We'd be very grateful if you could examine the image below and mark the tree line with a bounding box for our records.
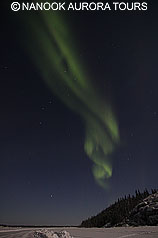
[80,189,157,227]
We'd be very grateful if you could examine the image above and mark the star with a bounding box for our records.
[149,89,153,94]
[1,65,8,70]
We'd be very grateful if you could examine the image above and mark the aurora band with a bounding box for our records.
[25,3,119,188]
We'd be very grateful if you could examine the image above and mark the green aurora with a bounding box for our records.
[25,6,119,188]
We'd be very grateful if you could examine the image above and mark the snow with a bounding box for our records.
[34,229,73,238]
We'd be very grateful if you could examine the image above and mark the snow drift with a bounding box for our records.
[34,229,73,238]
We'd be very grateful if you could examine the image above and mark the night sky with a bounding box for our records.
[1,1,158,226]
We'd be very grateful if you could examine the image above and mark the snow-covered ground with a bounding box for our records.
[0,226,158,238]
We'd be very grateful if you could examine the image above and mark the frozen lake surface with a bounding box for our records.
[0,226,158,238]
